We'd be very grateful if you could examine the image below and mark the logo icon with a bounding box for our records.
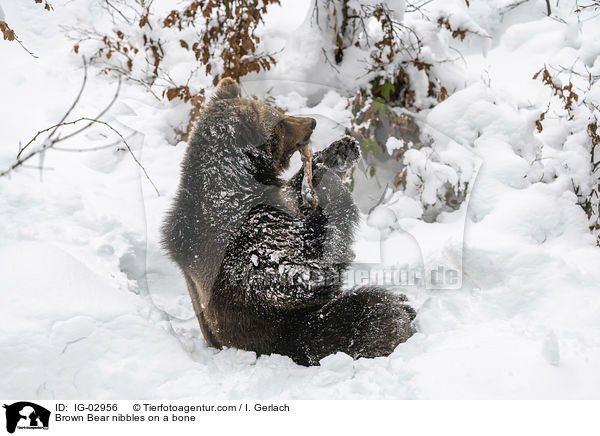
[3,402,50,434]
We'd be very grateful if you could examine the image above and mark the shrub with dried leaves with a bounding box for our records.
[534,64,600,240]
[69,0,280,140]
[312,1,476,216]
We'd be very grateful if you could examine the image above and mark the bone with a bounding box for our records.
[299,144,318,209]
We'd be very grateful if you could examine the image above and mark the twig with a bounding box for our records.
[321,48,341,73]
[104,0,133,24]
[105,65,161,101]
[53,133,136,152]
[53,143,119,152]
[47,57,88,142]
[2,117,160,196]
[405,0,434,19]
[13,34,38,58]
[311,0,319,25]
[21,164,54,170]
[56,77,122,143]
[4,57,158,194]
[498,0,530,18]
[17,69,120,160]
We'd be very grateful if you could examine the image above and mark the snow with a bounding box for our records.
[2,0,600,400]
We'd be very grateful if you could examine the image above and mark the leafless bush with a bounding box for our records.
[0,57,159,195]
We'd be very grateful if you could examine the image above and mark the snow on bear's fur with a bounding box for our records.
[162,78,415,366]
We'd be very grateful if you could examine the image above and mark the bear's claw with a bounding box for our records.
[320,135,361,173]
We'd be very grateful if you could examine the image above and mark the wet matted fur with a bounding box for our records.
[162,78,415,365]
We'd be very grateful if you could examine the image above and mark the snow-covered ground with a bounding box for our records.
[2,0,600,399]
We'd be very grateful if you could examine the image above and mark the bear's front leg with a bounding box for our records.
[289,135,361,203]
[289,164,359,266]
[313,135,361,177]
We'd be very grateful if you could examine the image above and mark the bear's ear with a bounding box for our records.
[214,77,241,99]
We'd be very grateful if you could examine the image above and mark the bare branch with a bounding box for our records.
[1,117,160,196]
[13,34,39,58]
[4,60,159,195]
[46,56,88,142]
[103,0,133,24]
[56,77,122,143]
[321,48,341,73]
[17,67,121,159]
[53,133,136,152]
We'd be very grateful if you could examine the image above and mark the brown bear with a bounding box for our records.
[162,78,415,366]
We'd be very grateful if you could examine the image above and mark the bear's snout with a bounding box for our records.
[283,116,316,148]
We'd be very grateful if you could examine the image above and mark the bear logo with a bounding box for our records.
[162,78,416,365]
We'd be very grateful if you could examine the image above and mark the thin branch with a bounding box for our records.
[56,77,122,143]
[53,143,118,152]
[13,34,38,58]
[104,0,133,23]
[5,59,159,194]
[405,0,434,20]
[14,123,68,162]
[53,133,136,152]
[2,117,160,196]
[321,47,341,73]
[20,164,54,170]
[47,56,88,142]
[106,65,161,101]
[16,72,121,160]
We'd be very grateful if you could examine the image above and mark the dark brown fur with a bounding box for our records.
[162,78,415,365]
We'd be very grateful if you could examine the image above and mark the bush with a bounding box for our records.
[70,0,280,139]
[534,65,600,240]
[311,0,479,218]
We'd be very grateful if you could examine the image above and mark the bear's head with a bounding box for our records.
[212,78,316,174]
